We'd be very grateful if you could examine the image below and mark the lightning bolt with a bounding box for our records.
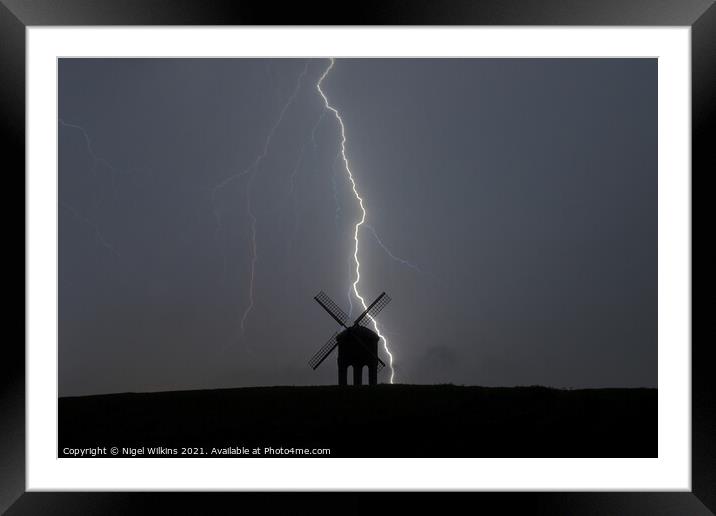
[363,224,422,274]
[58,119,120,257]
[310,108,326,149]
[58,119,118,210]
[212,61,309,342]
[285,144,306,263]
[286,105,326,258]
[59,201,119,257]
[317,58,395,384]
[330,151,343,228]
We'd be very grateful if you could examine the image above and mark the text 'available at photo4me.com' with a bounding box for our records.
[60,445,332,457]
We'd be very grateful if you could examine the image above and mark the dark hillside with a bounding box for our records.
[59,385,656,457]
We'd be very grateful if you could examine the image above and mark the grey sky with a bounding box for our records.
[59,58,656,396]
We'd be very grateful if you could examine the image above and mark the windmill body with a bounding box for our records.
[337,326,380,386]
[309,291,391,386]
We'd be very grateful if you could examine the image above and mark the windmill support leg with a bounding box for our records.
[368,365,377,386]
[338,363,347,386]
[353,365,363,386]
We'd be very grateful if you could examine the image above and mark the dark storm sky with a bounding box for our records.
[58,58,656,396]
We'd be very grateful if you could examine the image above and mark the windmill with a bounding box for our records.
[309,291,391,385]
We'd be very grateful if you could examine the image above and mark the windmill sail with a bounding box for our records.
[314,291,350,328]
[308,331,340,370]
[355,293,392,327]
[310,289,391,384]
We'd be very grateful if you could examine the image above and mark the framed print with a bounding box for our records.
[5,0,709,513]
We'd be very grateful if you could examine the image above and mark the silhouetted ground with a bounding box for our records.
[59,385,656,457]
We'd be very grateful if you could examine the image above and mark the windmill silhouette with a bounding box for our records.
[309,291,391,385]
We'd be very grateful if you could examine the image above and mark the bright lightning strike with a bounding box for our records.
[317,58,396,384]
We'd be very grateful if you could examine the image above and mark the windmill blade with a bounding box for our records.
[314,291,350,328]
[355,292,391,327]
[347,331,386,369]
[308,332,340,370]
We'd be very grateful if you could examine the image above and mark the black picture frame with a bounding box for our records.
[4,0,708,513]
